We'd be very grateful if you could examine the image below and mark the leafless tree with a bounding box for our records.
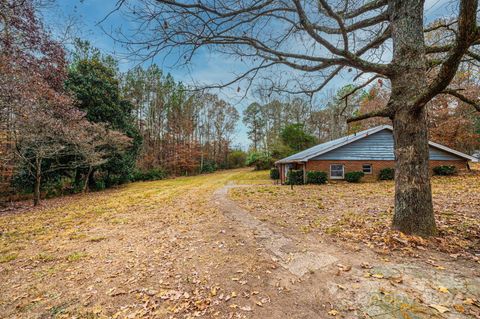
[117,0,479,236]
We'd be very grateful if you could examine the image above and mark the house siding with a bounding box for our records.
[306,159,468,181]
[311,130,464,161]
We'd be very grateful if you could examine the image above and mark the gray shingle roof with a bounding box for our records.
[275,125,478,164]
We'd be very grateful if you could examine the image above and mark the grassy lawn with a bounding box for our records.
[1,167,479,318]
[0,169,275,318]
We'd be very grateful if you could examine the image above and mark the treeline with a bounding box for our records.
[243,86,364,169]
[0,1,243,205]
[122,65,241,174]
[244,81,480,169]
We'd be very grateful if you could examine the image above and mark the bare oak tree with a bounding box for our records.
[118,0,480,236]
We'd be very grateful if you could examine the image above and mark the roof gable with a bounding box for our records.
[275,125,478,164]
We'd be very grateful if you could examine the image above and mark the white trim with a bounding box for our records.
[428,141,479,162]
[330,164,344,179]
[362,163,373,174]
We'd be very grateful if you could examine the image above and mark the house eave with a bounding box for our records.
[427,141,479,162]
[274,159,307,165]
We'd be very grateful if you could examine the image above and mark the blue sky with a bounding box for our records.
[42,0,453,149]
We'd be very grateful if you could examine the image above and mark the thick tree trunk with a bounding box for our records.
[388,0,437,236]
[392,107,436,236]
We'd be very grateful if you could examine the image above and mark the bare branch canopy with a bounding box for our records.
[117,0,479,120]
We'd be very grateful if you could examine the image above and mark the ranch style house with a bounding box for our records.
[275,125,478,183]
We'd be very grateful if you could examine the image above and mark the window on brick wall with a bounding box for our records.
[362,164,372,174]
[330,164,344,179]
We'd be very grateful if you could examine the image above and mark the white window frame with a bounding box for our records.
[330,164,344,179]
[362,163,373,174]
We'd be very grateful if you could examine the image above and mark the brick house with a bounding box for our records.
[275,125,478,183]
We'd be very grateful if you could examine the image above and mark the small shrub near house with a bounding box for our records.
[306,171,327,184]
[379,168,395,180]
[286,169,304,185]
[433,165,457,176]
[270,167,280,180]
[345,171,364,183]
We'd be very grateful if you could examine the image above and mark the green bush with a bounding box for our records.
[306,171,327,184]
[12,167,76,196]
[200,161,217,173]
[132,168,167,181]
[379,168,395,180]
[246,152,274,170]
[43,177,71,198]
[433,165,457,176]
[94,179,106,191]
[227,150,247,169]
[345,171,364,183]
[270,168,280,180]
[286,169,304,185]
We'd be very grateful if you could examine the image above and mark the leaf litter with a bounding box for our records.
[0,167,479,318]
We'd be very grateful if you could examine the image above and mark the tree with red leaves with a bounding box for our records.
[0,0,131,205]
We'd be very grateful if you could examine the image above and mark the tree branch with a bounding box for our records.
[467,49,480,61]
[415,0,479,109]
[313,12,389,35]
[442,89,480,111]
[346,107,392,123]
[341,0,388,19]
[292,0,390,75]
[340,75,383,102]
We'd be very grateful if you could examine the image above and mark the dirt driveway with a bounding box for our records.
[1,169,479,318]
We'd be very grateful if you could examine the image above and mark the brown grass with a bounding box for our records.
[230,167,480,259]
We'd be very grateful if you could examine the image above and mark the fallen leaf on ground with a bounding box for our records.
[361,262,373,269]
[240,305,252,311]
[210,287,217,297]
[328,309,339,316]
[438,286,449,293]
[463,298,475,305]
[337,264,352,272]
[453,304,465,313]
[429,304,449,314]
